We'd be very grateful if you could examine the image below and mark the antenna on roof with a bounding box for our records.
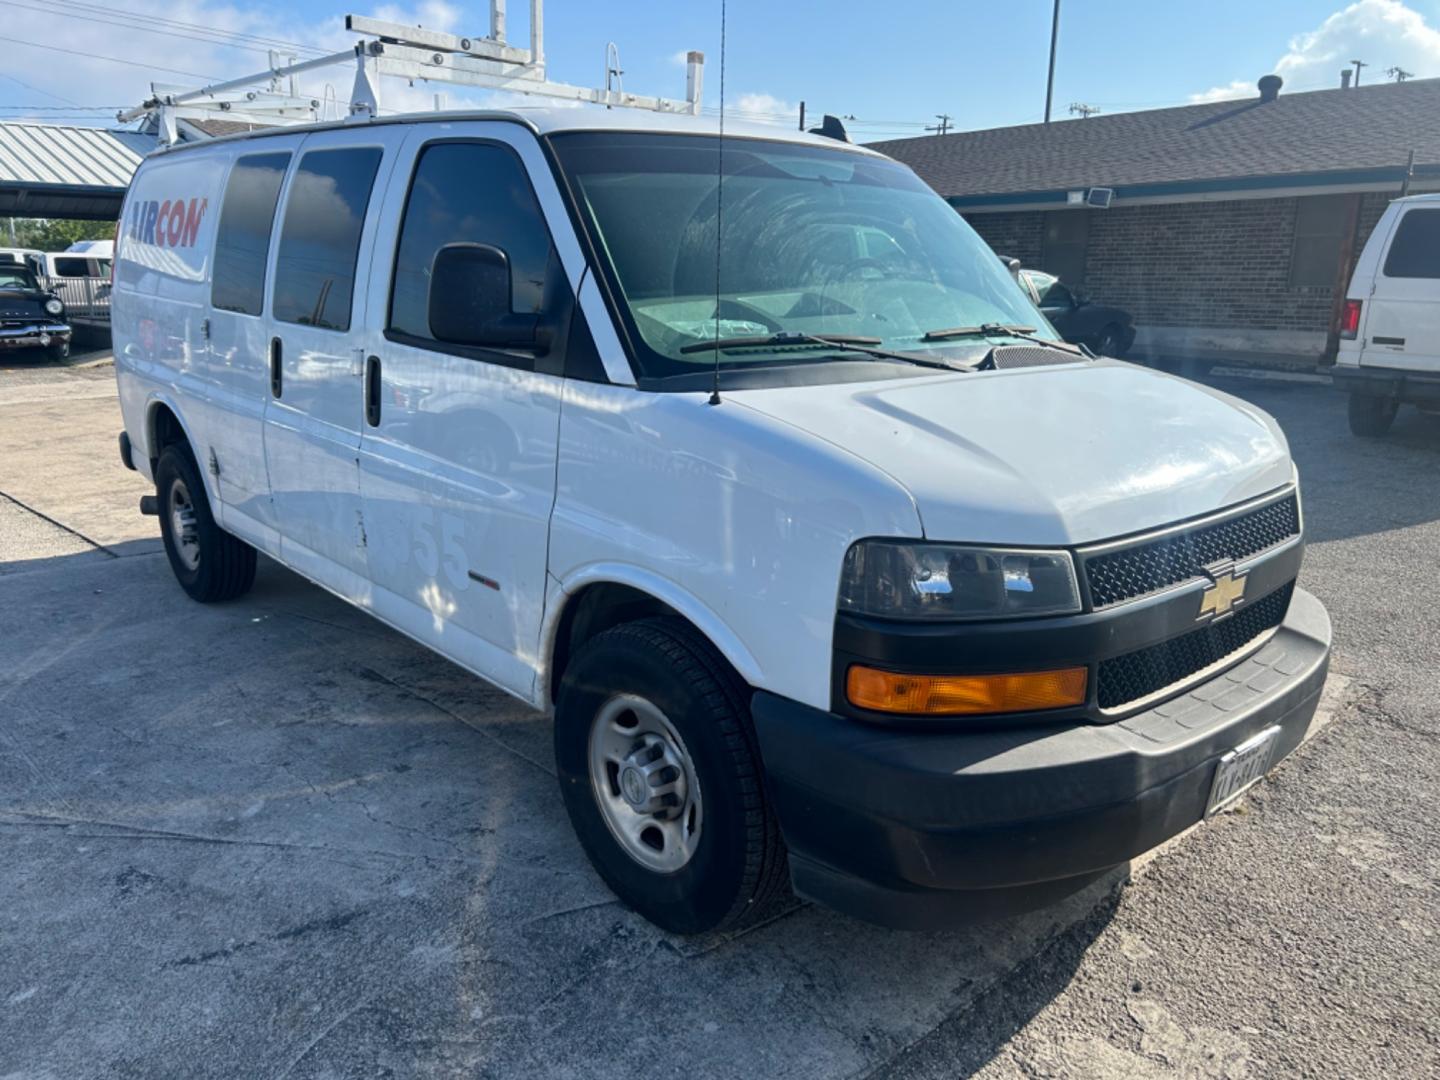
[1386,66,1413,83]
[708,0,728,407]
[925,113,952,136]
[1069,102,1100,119]
[1351,59,1368,87]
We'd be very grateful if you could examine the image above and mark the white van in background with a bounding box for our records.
[112,109,1331,934]
[1333,193,1440,435]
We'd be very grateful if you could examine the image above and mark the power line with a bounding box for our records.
[7,0,328,59]
[36,0,329,56]
[7,37,222,81]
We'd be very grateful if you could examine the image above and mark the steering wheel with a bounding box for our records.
[713,296,784,333]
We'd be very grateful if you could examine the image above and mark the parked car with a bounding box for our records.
[0,246,43,268]
[1010,265,1136,358]
[112,109,1330,934]
[32,251,112,280]
[0,262,71,360]
[1332,192,1440,436]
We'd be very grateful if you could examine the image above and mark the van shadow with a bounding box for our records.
[1202,372,1440,545]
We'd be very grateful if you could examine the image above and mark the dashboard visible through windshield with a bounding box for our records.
[550,131,1056,382]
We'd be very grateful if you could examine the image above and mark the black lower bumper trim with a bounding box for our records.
[1332,364,1440,406]
[754,588,1332,929]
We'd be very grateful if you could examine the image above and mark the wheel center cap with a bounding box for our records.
[620,766,648,808]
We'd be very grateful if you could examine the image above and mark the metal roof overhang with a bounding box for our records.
[0,181,128,220]
[949,162,1440,213]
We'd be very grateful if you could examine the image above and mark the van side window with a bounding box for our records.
[388,142,555,352]
[273,147,383,331]
[1383,209,1440,279]
[54,257,89,277]
[212,152,291,316]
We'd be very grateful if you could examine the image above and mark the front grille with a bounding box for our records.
[1096,581,1295,710]
[1083,494,1299,609]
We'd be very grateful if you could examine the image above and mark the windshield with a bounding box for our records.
[0,267,38,290]
[551,132,1055,381]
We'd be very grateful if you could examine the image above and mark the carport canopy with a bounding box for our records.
[0,122,159,221]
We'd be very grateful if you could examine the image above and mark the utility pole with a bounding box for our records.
[1069,102,1100,119]
[1386,66,1413,83]
[1351,59,1368,86]
[798,100,805,131]
[926,113,952,136]
[1044,0,1061,124]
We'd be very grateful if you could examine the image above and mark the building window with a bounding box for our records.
[1288,195,1347,288]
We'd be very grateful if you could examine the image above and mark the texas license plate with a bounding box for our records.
[1206,725,1281,815]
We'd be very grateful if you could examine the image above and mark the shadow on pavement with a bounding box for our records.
[0,549,1123,1079]
[1204,372,1440,545]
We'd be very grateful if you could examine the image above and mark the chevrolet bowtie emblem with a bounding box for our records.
[1198,564,1248,621]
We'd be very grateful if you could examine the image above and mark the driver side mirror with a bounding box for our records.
[428,243,542,351]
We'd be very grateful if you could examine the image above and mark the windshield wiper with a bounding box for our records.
[679,332,882,354]
[679,330,960,372]
[920,323,1040,342]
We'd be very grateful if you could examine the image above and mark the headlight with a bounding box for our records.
[44,297,63,316]
[839,540,1081,620]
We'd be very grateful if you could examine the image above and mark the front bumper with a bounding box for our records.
[1332,364,1440,407]
[0,323,71,349]
[752,587,1331,929]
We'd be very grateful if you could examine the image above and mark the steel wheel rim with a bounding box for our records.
[588,693,703,874]
[168,477,201,571]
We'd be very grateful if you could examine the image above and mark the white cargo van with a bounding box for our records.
[113,110,1331,932]
[1334,193,1440,435]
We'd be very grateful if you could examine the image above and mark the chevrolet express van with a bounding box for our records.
[113,109,1331,932]
[1333,193,1440,436]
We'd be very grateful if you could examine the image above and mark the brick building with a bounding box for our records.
[874,76,1440,368]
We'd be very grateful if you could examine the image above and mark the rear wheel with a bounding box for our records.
[1347,392,1398,437]
[155,445,256,602]
[554,617,788,934]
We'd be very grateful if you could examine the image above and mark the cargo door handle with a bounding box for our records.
[364,355,382,427]
[1372,336,1406,347]
[269,338,283,397]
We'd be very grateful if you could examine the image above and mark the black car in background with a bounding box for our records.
[1011,265,1136,358]
[0,264,71,361]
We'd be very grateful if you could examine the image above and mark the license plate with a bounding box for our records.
[1206,725,1281,815]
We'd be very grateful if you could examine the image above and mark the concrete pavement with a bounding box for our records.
[2,359,1435,1078]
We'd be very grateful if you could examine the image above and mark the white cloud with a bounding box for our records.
[1191,0,1440,102]
[730,92,799,125]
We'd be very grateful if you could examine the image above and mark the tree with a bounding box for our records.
[1,218,114,251]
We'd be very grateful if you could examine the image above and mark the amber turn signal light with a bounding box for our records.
[846,665,1088,716]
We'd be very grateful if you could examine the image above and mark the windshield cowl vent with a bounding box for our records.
[984,345,1087,371]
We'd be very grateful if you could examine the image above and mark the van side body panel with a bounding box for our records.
[113,149,228,500]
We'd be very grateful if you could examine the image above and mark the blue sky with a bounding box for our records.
[6,0,1440,136]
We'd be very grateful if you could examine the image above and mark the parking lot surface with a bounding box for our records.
[2,356,1437,1078]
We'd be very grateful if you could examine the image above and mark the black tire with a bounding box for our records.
[45,340,70,362]
[1094,324,1126,358]
[1347,392,1398,437]
[154,445,256,602]
[554,617,788,934]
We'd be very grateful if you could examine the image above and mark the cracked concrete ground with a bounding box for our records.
[1,358,1436,1078]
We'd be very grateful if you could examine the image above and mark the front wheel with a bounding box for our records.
[45,339,70,362]
[554,617,788,934]
[1347,392,1398,437]
[155,445,257,602]
[1094,324,1127,358]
